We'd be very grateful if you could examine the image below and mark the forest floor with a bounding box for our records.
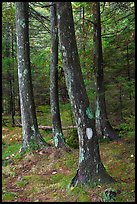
[2,106,135,202]
[2,104,135,202]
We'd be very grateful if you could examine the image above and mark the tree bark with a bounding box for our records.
[5,19,15,125]
[16,2,48,151]
[57,2,114,186]
[50,2,66,148]
[92,2,120,141]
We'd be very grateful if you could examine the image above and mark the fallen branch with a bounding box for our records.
[15,124,77,130]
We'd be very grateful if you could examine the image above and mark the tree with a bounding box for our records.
[50,2,66,148]
[92,2,120,140]
[5,21,15,125]
[56,2,114,186]
[2,3,15,125]
[16,2,47,152]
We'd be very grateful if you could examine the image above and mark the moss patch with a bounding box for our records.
[2,114,135,202]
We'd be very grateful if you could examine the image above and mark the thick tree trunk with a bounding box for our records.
[92,2,120,141]
[57,2,114,186]
[16,2,47,151]
[50,2,66,148]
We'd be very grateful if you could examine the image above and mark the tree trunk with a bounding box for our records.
[16,2,48,152]
[50,2,66,148]
[126,40,132,101]
[92,2,120,141]
[11,25,15,126]
[57,2,114,186]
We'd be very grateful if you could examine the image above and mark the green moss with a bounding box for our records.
[2,192,16,201]
[2,142,21,160]
[68,185,91,202]
[50,173,64,183]
[15,179,28,187]
[77,194,91,202]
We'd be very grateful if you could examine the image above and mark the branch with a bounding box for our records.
[29,6,50,33]
[100,2,106,15]
[116,12,134,23]
[101,25,128,38]
[15,124,77,130]
[84,18,97,27]
[41,3,55,8]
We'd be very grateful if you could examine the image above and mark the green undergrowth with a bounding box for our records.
[2,125,135,202]
[2,108,135,202]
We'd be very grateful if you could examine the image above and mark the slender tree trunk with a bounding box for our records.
[5,22,11,115]
[119,85,123,121]
[16,2,48,152]
[92,2,120,141]
[11,25,15,126]
[50,2,66,148]
[57,2,114,186]
[126,40,132,101]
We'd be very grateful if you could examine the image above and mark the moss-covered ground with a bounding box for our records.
[2,104,135,202]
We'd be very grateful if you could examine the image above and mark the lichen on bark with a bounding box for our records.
[53,128,65,148]
[86,106,94,120]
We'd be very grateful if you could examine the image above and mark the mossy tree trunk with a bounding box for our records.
[57,2,114,186]
[50,2,66,148]
[92,2,120,141]
[16,2,47,152]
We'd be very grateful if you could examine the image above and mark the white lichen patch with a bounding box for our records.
[18,70,22,79]
[96,164,99,174]
[57,14,60,20]
[20,19,26,28]
[86,128,93,139]
[79,147,85,163]
[77,117,81,126]
[63,52,67,57]
[95,100,100,118]
[24,69,28,75]
[54,133,59,147]
[61,45,65,51]
[79,109,82,114]
[31,125,36,136]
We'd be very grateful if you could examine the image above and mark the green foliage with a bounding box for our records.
[2,125,135,202]
[2,191,16,201]
[65,129,79,149]
[15,178,28,188]
[68,185,91,202]
[2,142,21,160]
[118,115,135,138]
[101,188,117,202]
